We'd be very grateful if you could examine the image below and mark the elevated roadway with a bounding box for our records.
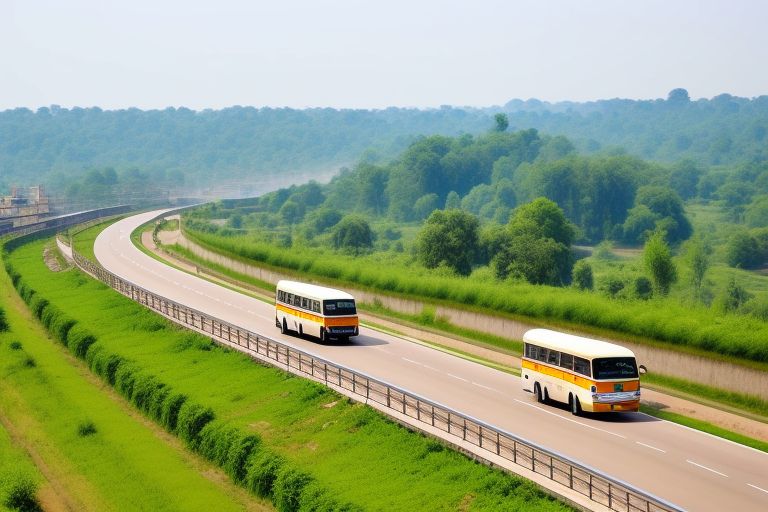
[94,209,768,511]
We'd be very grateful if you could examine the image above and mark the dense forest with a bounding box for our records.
[2,89,767,201]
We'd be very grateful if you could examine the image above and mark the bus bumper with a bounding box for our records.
[590,400,640,413]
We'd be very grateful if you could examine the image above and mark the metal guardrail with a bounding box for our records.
[0,206,132,237]
[70,245,682,512]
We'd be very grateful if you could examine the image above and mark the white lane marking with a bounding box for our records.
[447,373,469,382]
[748,483,768,495]
[650,413,768,458]
[514,399,627,439]
[635,441,666,453]
[422,364,440,372]
[471,381,501,393]
[402,357,421,365]
[686,460,728,477]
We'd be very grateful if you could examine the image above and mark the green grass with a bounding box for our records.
[642,373,768,419]
[0,418,41,512]
[640,406,768,453]
[0,246,266,511]
[4,235,572,512]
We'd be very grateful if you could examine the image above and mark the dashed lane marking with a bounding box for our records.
[635,441,666,453]
[686,460,728,478]
[514,399,627,439]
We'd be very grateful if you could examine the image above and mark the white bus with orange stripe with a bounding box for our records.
[275,280,359,343]
[521,329,641,415]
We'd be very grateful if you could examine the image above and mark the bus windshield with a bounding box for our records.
[323,300,357,316]
[592,357,639,380]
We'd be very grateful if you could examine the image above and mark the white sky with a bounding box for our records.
[1,0,766,110]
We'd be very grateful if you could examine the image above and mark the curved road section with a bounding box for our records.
[95,209,768,511]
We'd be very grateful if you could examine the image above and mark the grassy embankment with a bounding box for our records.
[0,239,271,511]
[3,230,572,512]
[183,225,768,367]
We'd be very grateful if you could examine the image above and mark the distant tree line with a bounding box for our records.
[2,89,767,195]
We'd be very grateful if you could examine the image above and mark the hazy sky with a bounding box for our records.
[2,0,766,110]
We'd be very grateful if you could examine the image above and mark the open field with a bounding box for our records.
[2,232,572,512]
[0,241,271,512]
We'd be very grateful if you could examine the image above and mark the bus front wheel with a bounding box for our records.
[570,394,582,416]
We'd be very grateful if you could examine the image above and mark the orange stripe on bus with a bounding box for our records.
[522,359,640,391]
[276,304,359,328]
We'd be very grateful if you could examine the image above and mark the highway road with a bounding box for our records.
[94,209,768,511]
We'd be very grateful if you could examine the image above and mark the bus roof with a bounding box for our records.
[276,280,355,301]
[523,329,635,360]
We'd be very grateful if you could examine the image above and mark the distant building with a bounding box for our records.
[0,186,51,229]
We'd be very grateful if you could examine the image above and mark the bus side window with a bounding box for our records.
[547,349,560,366]
[287,293,293,305]
[537,348,549,363]
[574,357,591,377]
[294,295,302,307]
[560,353,574,370]
[301,297,309,310]
[277,290,283,302]
[312,300,320,313]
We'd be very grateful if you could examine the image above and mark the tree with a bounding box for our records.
[572,260,594,290]
[726,231,763,269]
[494,113,509,132]
[413,193,440,220]
[416,209,480,276]
[620,205,657,244]
[643,230,677,296]
[492,198,575,285]
[331,215,373,254]
[715,277,752,313]
[444,191,461,210]
[634,185,692,243]
[684,235,709,301]
[508,197,575,246]
[667,88,690,104]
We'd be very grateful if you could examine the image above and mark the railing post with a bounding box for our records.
[387,387,391,408]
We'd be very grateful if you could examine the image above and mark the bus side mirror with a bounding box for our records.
[639,365,647,375]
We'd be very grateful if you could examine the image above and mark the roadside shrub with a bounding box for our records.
[49,313,76,343]
[131,374,164,412]
[273,467,313,512]
[114,363,140,400]
[28,295,48,319]
[159,393,188,432]
[176,403,215,446]
[197,423,239,467]
[83,343,104,369]
[9,341,22,350]
[0,470,39,512]
[224,433,262,483]
[244,450,285,499]
[146,385,172,422]
[0,308,7,332]
[23,356,36,368]
[571,260,594,291]
[77,421,97,437]
[66,324,97,358]
[633,277,653,300]
[298,482,363,512]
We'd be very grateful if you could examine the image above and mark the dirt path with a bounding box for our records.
[145,228,768,444]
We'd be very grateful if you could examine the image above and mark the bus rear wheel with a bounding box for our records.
[570,394,582,416]
[281,319,289,335]
[534,383,544,404]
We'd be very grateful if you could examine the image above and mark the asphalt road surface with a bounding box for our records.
[94,209,768,511]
